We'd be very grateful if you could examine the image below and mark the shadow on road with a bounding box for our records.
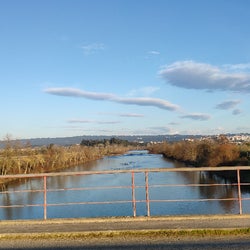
[2,241,250,250]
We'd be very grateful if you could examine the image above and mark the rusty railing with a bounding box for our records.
[0,166,250,220]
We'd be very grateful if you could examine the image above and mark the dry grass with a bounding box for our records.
[1,228,250,240]
[0,142,139,184]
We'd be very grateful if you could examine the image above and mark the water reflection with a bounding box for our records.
[0,150,249,219]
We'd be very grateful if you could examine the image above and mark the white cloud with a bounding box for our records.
[180,113,211,121]
[119,113,144,117]
[215,100,241,110]
[97,121,121,124]
[97,112,144,117]
[81,43,104,55]
[68,119,93,123]
[159,61,250,93]
[115,96,179,111]
[44,87,180,111]
[45,88,115,100]
[148,50,160,55]
[67,119,120,124]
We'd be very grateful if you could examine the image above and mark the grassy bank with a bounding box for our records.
[0,137,142,185]
[147,139,250,167]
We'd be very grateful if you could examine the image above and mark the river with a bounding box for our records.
[0,150,250,220]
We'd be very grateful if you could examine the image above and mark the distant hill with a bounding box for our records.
[0,133,249,148]
[0,134,194,148]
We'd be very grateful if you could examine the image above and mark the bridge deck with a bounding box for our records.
[0,215,250,237]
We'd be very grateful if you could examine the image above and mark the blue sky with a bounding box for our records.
[1,0,250,139]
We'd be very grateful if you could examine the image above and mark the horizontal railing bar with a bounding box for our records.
[0,189,44,194]
[0,204,43,208]
[47,200,132,207]
[2,196,250,209]
[48,185,132,192]
[123,197,243,203]
[1,182,249,195]
[150,198,250,202]
[1,166,249,179]
[149,183,250,188]
[2,197,250,209]
[5,183,248,195]
[150,198,238,202]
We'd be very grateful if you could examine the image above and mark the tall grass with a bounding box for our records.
[0,141,138,182]
[148,140,249,167]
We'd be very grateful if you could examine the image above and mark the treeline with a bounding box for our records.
[148,140,250,167]
[0,136,138,181]
[80,137,141,147]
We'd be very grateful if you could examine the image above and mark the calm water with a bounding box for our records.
[0,150,250,220]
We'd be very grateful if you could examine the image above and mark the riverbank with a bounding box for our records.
[147,140,250,167]
[0,142,143,186]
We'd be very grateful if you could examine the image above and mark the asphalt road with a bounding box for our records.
[1,214,250,234]
[1,236,250,250]
[1,215,250,249]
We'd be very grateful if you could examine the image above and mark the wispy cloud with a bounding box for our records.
[215,100,241,110]
[45,88,115,100]
[159,61,250,93]
[168,122,179,126]
[98,112,144,117]
[67,119,120,124]
[232,109,242,115]
[81,43,104,55]
[68,119,93,123]
[119,113,144,117]
[44,87,180,111]
[180,113,211,121]
[148,50,160,55]
[115,96,179,111]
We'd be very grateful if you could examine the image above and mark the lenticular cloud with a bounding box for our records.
[44,88,115,100]
[159,61,250,93]
[44,87,180,111]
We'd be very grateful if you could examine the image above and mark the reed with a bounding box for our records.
[0,141,138,180]
[148,140,249,167]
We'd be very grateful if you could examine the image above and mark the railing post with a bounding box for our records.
[237,168,243,215]
[145,171,150,216]
[43,176,47,220]
[131,172,136,217]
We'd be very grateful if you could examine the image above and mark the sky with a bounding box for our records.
[1,0,250,139]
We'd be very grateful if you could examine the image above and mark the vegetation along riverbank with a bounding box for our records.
[147,135,250,167]
[0,136,143,185]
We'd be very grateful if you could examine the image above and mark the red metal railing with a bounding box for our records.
[0,166,250,220]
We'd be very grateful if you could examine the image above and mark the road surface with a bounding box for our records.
[1,214,250,234]
[1,235,250,249]
[0,215,250,249]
